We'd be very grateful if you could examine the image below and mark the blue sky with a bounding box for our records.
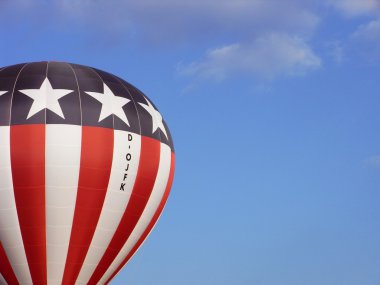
[1,1,380,284]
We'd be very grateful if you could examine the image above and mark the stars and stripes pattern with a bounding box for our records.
[0,62,175,285]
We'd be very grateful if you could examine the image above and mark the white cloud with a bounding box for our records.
[329,0,380,17]
[55,0,320,43]
[53,0,323,79]
[349,18,380,60]
[327,1,380,62]
[1,0,325,79]
[352,18,380,41]
[181,33,321,80]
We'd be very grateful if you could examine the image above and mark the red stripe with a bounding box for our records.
[62,126,114,284]
[105,152,175,284]
[0,241,19,285]
[10,124,46,285]
[88,136,161,284]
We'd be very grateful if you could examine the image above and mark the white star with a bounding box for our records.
[19,78,73,119]
[0,91,7,96]
[85,83,131,126]
[139,97,168,139]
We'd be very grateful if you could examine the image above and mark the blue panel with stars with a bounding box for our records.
[120,80,174,150]
[90,67,140,134]
[0,63,26,126]
[11,62,47,125]
[0,61,174,151]
[46,62,81,125]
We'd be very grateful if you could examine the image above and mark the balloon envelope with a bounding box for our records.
[0,62,175,285]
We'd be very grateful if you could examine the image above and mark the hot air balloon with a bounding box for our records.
[0,62,175,285]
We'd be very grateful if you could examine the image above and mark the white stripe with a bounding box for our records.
[99,143,172,284]
[0,126,33,284]
[45,125,81,285]
[0,273,7,285]
[76,130,141,284]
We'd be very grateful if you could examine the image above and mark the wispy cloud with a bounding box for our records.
[349,18,380,61]
[54,1,320,44]
[352,19,380,41]
[365,155,380,168]
[327,0,380,63]
[180,33,321,80]
[328,0,380,17]
[53,1,322,79]
[5,0,379,80]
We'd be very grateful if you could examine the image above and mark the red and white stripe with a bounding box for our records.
[86,135,161,284]
[99,144,174,284]
[0,273,6,285]
[0,240,19,285]
[105,152,175,284]
[0,126,33,285]
[76,131,141,284]
[10,124,47,284]
[1,126,174,285]
[45,125,82,284]
[61,126,114,284]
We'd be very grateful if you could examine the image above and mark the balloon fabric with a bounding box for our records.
[0,62,175,285]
